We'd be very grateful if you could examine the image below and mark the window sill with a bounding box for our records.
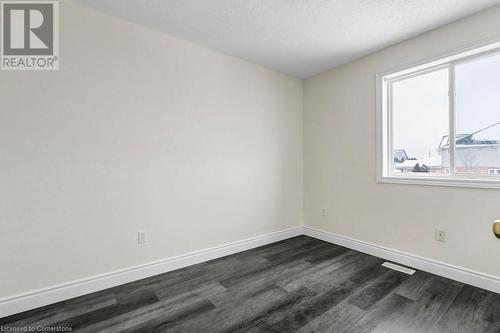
[377,175,500,190]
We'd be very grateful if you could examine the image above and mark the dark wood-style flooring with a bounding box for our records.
[2,236,500,332]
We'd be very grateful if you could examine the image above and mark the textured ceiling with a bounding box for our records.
[76,0,500,78]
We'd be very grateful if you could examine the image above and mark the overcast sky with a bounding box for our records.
[393,53,500,159]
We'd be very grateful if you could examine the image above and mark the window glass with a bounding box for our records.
[455,53,500,175]
[392,69,450,175]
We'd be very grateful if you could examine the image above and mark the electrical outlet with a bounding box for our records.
[321,208,327,217]
[138,231,148,244]
[435,229,446,242]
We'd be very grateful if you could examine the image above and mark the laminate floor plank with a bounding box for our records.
[219,287,316,333]
[230,237,319,262]
[167,286,292,333]
[305,255,384,294]
[393,270,434,301]
[357,276,464,333]
[250,279,363,332]
[351,293,415,333]
[209,261,312,308]
[277,250,366,292]
[429,285,492,333]
[55,289,158,331]
[348,270,409,311]
[0,289,115,326]
[2,236,498,333]
[295,302,365,333]
[480,292,500,332]
[262,241,333,265]
[4,293,117,328]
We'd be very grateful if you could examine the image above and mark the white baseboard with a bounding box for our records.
[303,226,500,295]
[0,226,303,318]
[3,225,500,318]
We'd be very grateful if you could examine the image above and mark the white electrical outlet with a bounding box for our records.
[321,208,327,217]
[138,231,148,244]
[435,229,446,242]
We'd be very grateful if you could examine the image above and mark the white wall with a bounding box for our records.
[304,6,500,278]
[0,1,303,298]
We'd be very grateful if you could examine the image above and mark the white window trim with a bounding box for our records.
[376,37,500,190]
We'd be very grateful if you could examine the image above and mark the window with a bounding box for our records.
[378,40,500,188]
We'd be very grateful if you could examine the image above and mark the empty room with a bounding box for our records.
[2,0,500,332]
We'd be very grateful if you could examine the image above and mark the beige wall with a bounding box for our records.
[304,6,500,278]
[0,1,303,297]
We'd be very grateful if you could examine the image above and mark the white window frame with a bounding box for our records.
[377,38,500,189]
